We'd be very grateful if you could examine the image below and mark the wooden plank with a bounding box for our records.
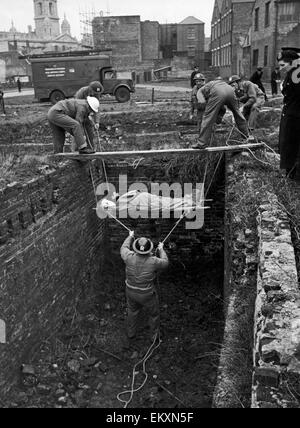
[55,143,266,161]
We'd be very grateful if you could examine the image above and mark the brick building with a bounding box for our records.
[211,0,255,77]
[159,17,205,69]
[251,0,300,80]
[159,24,178,59]
[92,15,160,70]
[176,17,205,69]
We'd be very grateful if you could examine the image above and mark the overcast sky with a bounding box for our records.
[1,0,215,38]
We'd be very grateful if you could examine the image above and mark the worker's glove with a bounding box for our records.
[197,102,206,110]
[129,231,135,238]
[94,123,100,131]
[189,112,194,120]
[158,242,164,250]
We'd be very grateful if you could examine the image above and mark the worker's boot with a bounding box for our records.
[192,141,209,150]
[79,147,95,155]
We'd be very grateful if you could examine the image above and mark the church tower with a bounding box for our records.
[61,14,71,35]
[34,0,60,39]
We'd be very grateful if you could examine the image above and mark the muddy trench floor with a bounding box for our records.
[5,262,224,408]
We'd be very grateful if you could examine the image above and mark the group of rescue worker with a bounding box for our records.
[45,47,300,346]
[189,71,267,149]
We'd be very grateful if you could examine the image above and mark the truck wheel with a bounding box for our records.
[115,87,130,103]
[50,90,65,104]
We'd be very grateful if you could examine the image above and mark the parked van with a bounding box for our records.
[28,50,135,104]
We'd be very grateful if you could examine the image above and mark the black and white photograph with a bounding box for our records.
[0,0,300,413]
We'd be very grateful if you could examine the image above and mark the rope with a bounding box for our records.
[205,153,224,198]
[106,210,132,233]
[95,129,110,193]
[89,164,98,207]
[117,332,162,408]
[162,213,187,245]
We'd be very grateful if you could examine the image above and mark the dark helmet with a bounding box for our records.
[133,237,154,255]
[89,81,104,94]
[277,49,300,62]
[228,75,241,85]
[194,73,205,81]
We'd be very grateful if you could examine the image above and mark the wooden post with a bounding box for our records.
[151,88,155,105]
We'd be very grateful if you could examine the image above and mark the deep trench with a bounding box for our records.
[5,119,230,409]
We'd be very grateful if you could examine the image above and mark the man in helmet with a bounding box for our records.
[120,231,169,344]
[190,65,200,88]
[75,81,104,131]
[228,75,265,130]
[192,77,250,149]
[47,96,99,154]
[190,73,206,135]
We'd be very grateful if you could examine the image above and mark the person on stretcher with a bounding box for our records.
[96,189,206,218]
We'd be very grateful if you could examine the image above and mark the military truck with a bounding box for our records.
[28,50,135,104]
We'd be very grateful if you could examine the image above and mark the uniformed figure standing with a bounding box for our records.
[277,49,300,181]
[47,96,99,154]
[250,67,267,101]
[121,231,169,343]
[229,75,265,130]
[271,67,281,97]
[0,86,6,115]
[190,73,206,136]
[192,78,251,149]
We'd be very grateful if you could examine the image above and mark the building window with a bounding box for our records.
[187,27,196,40]
[253,49,259,66]
[264,45,269,66]
[38,2,43,15]
[279,2,296,22]
[187,46,196,57]
[265,2,270,27]
[49,2,53,15]
[254,8,259,31]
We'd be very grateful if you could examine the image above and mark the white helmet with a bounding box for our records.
[87,96,100,113]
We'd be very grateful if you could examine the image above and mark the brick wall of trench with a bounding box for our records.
[253,198,300,408]
[213,150,300,408]
[0,161,106,397]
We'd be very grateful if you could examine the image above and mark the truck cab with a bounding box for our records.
[101,67,134,103]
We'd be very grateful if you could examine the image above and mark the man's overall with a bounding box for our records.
[198,80,249,146]
[121,235,169,339]
[47,99,95,153]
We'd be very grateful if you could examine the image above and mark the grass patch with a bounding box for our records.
[0,153,58,190]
